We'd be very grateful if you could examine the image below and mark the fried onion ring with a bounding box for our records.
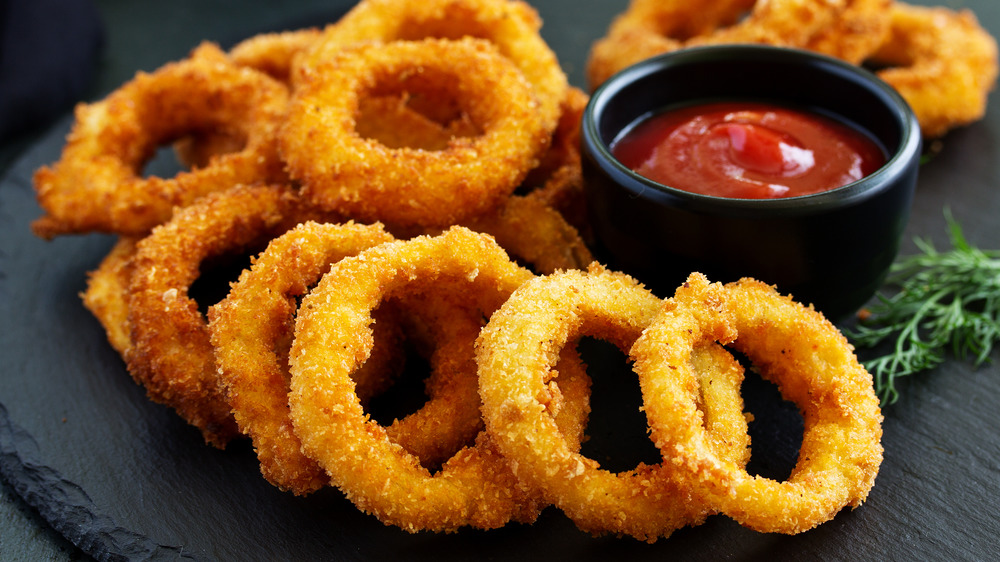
[280,38,549,228]
[32,42,290,238]
[631,273,883,534]
[867,2,999,138]
[476,264,750,541]
[126,184,335,447]
[298,0,568,132]
[288,227,592,531]
[207,221,397,493]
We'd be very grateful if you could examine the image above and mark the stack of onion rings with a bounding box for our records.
[78,220,881,537]
[35,0,585,244]
[41,0,891,542]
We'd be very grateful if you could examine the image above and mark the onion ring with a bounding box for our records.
[298,0,568,132]
[31,42,290,238]
[280,38,549,228]
[476,264,750,541]
[207,221,397,493]
[288,227,592,531]
[631,273,883,534]
[126,184,336,447]
[867,2,999,138]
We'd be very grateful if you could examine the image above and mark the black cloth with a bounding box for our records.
[0,0,104,141]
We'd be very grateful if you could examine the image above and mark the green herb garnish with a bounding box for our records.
[849,211,1000,406]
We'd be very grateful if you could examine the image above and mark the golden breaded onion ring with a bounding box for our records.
[281,38,550,228]
[213,225,493,484]
[298,0,568,132]
[288,227,592,532]
[867,2,999,138]
[476,265,750,542]
[31,43,289,238]
[125,185,337,447]
[631,273,883,534]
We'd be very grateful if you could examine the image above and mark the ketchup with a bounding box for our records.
[611,101,886,199]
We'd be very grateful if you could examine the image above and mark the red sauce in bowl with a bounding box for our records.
[610,101,886,199]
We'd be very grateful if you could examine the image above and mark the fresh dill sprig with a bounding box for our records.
[848,211,1000,406]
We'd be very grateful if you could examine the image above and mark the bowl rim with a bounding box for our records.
[582,44,922,214]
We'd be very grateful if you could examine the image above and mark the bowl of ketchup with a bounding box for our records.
[581,45,922,320]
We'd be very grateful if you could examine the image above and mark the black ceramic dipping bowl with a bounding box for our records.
[581,45,922,321]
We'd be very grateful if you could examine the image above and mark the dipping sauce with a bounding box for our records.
[611,101,886,199]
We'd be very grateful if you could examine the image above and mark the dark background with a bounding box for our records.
[2,0,999,560]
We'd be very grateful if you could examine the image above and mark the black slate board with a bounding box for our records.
[2,0,1000,560]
